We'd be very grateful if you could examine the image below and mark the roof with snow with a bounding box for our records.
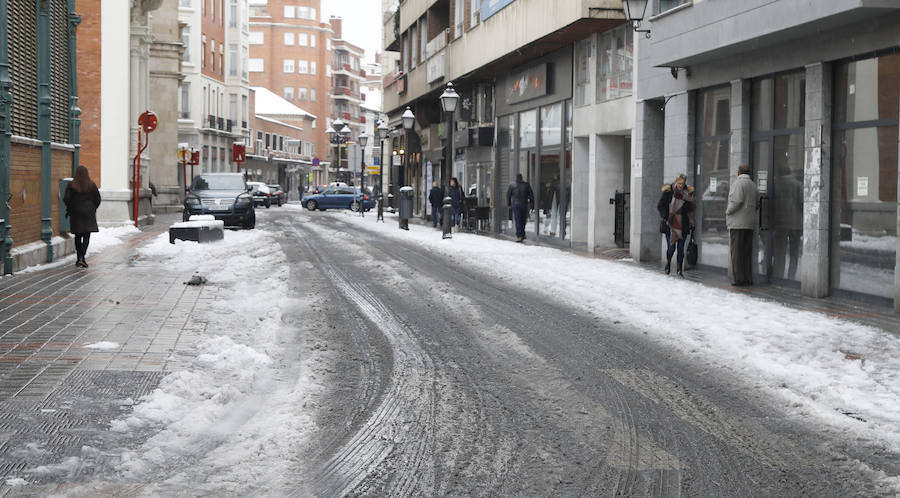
[252,87,316,120]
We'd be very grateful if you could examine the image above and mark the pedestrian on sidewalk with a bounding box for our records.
[507,173,535,242]
[428,181,444,228]
[448,177,465,229]
[657,173,695,276]
[726,163,759,286]
[63,165,101,268]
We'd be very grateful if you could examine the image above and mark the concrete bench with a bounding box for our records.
[169,217,225,244]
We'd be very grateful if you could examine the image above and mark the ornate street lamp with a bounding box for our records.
[399,107,415,230]
[623,0,651,37]
[439,83,459,239]
[358,133,368,217]
[375,119,390,221]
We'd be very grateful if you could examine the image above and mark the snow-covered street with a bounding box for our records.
[1,207,899,496]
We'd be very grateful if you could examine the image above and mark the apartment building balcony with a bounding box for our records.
[332,86,362,103]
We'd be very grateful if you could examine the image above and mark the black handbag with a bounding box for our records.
[659,219,669,234]
[686,232,698,266]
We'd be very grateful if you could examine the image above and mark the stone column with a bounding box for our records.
[149,0,186,213]
[801,62,832,298]
[663,92,693,182]
[631,100,664,262]
[571,135,590,248]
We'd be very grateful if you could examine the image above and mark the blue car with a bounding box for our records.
[302,187,375,212]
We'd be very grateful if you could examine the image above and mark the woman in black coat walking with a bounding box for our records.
[448,177,465,228]
[63,165,101,268]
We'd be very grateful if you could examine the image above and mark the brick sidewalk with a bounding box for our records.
[0,215,212,489]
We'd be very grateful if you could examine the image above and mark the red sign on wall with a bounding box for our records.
[232,143,246,163]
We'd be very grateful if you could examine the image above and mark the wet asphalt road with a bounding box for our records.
[270,207,895,497]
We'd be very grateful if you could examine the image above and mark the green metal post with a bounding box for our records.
[37,0,52,261]
[0,0,13,273]
[68,2,81,175]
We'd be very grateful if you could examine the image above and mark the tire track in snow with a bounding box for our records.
[286,224,437,496]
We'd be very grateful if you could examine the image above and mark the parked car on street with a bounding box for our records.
[267,184,287,206]
[302,187,375,212]
[183,173,255,229]
[247,181,272,208]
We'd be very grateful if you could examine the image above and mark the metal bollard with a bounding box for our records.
[442,195,452,239]
[398,186,413,231]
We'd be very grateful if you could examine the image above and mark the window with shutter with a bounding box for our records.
[50,0,70,143]
[8,0,38,139]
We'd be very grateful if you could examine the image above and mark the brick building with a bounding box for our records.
[248,1,366,186]
[245,86,316,198]
[1,0,82,273]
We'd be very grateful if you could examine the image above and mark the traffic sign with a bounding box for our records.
[366,167,380,174]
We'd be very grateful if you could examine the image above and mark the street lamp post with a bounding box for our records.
[400,106,415,230]
[376,119,389,222]
[358,133,368,217]
[440,82,459,239]
[325,118,350,188]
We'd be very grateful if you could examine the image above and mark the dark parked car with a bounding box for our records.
[183,173,255,229]
[247,181,272,208]
[301,187,375,212]
[267,184,286,206]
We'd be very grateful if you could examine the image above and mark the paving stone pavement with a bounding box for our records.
[0,214,213,491]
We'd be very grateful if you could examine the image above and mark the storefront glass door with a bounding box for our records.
[539,103,562,237]
[695,86,732,268]
[751,72,805,283]
[519,110,538,235]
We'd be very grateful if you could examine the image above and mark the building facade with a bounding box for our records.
[381,0,624,238]
[1,0,81,272]
[178,0,251,180]
[246,86,315,198]
[631,0,900,310]
[248,0,328,180]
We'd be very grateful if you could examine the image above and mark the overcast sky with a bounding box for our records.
[320,0,384,63]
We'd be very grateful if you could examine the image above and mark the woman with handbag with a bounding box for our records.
[657,174,695,276]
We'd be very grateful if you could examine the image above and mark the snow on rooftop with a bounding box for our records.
[252,87,316,119]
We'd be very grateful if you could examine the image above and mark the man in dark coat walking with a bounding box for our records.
[428,181,444,227]
[63,165,102,268]
[507,173,534,242]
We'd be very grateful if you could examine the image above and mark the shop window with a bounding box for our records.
[575,38,592,107]
[596,25,633,103]
[694,86,732,269]
[832,53,900,298]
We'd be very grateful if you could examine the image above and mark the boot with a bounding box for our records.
[664,259,671,274]
[676,263,683,277]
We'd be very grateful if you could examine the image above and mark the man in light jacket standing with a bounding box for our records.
[725,164,759,286]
